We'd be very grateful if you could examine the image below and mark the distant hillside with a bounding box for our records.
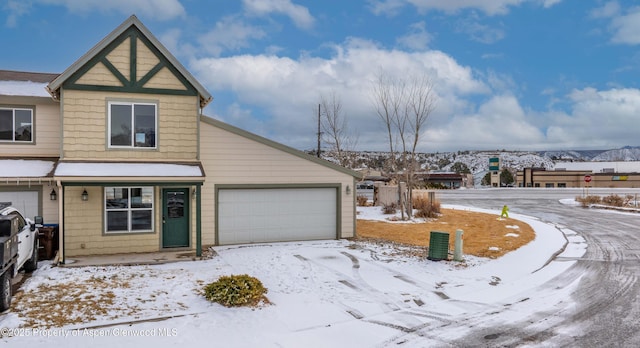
[316,146,640,181]
[537,149,606,161]
[591,146,640,161]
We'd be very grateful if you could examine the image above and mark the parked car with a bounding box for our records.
[0,207,39,311]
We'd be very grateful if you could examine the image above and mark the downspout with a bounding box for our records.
[352,176,357,238]
[57,180,64,264]
[196,184,202,257]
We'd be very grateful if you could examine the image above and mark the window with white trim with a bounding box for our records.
[108,102,156,148]
[105,187,154,233]
[0,107,33,143]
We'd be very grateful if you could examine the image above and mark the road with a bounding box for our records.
[433,188,640,347]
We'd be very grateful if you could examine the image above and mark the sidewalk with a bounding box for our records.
[59,250,207,267]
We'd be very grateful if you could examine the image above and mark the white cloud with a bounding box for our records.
[158,28,197,60]
[545,88,640,148]
[590,2,640,45]
[192,38,490,150]
[455,16,505,44]
[424,94,545,150]
[483,70,517,92]
[192,41,640,152]
[38,0,186,20]
[367,0,409,16]
[396,21,432,50]
[197,16,267,57]
[481,53,504,59]
[413,0,526,15]
[243,0,315,29]
[589,1,620,19]
[369,0,563,17]
[540,0,562,8]
[3,0,31,27]
[609,7,640,45]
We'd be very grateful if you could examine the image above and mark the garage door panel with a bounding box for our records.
[0,191,39,219]
[218,188,337,245]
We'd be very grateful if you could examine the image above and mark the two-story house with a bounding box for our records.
[0,16,357,263]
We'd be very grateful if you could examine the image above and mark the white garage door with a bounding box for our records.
[218,188,337,245]
[0,191,39,219]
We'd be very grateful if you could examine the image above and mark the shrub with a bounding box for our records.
[602,194,624,207]
[356,195,369,206]
[203,274,268,307]
[575,195,601,207]
[382,202,397,214]
[413,194,441,218]
[625,195,635,207]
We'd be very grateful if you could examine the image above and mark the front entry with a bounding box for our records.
[162,188,189,248]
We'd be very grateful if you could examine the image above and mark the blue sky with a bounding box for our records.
[2,0,640,152]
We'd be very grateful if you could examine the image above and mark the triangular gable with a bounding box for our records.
[47,15,212,107]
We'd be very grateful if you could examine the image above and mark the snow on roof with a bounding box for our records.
[0,80,50,97]
[0,159,55,177]
[54,162,203,177]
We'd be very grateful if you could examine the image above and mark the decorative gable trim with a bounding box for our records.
[62,26,196,97]
[47,15,212,107]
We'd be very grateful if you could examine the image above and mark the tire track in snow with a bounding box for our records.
[297,251,462,332]
[293,254,365,320]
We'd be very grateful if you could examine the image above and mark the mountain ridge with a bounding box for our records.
[315,146,640,179]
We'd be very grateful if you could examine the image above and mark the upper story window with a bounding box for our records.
[0,107,33,143]
[108,102,157,149]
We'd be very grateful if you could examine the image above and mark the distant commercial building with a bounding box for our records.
[418,172,471,189]
[517,161,640,188]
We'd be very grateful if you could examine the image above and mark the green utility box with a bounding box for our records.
[428,231,450,261]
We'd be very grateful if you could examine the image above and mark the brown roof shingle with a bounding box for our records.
[0,69,59,83]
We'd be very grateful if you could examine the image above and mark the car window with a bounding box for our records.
[9,211,26,230]
[0,219,10,236]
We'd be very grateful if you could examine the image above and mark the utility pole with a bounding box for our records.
[317,103,321,158]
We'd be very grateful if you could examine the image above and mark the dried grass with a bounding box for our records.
[356,208,535,259]
[9,269,188,330]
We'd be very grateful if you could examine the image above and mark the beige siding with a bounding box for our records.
[143,67,187,90]
[75,62,123,87]
[42,185,59,224]
[63,186,161,257]
[64,185,199,257]
[0,96,60,158]
[61,90,199,160]
[136,39,160,81]
[106,37,131,81]
[199,121,356,246]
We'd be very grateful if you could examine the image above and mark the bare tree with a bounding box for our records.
[319,91,357,167]
[371,71,437,219]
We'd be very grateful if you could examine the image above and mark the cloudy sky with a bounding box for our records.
[2,0,640,152]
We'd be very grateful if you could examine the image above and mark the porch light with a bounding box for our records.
[50,189,57,201]
[81,189,89,201]
[346,185,351,195]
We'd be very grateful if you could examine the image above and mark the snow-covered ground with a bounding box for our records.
[0,205,587,347]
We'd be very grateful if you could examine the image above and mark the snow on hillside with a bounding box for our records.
[591,147,640,161]
[318,146,640,179]
[322,150,555,177]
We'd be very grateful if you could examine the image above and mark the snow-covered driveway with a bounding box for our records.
[0,202,585,347]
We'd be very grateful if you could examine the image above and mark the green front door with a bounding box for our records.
[162,188,189,248]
